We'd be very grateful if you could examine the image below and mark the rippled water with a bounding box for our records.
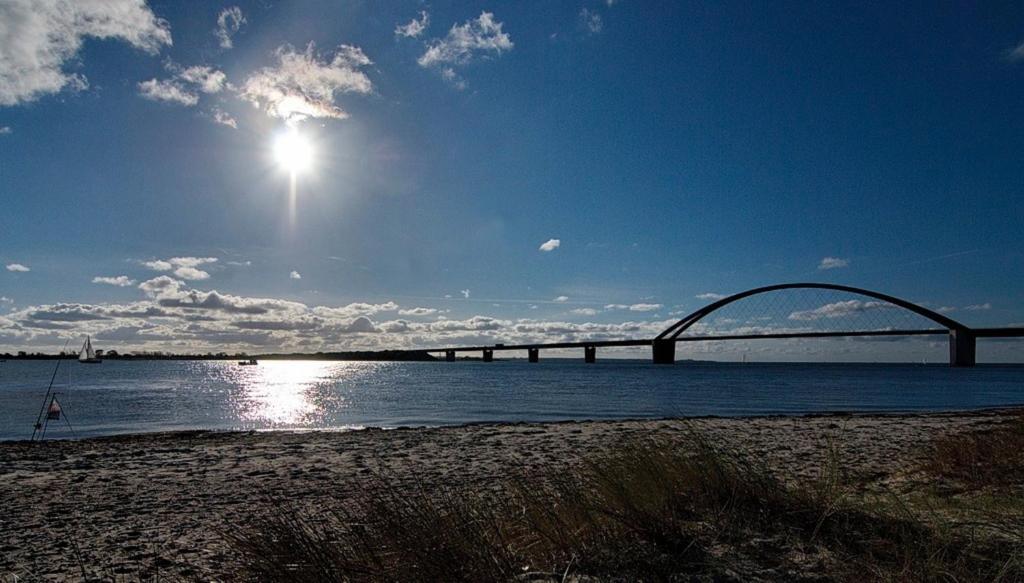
[1,359,1022,440]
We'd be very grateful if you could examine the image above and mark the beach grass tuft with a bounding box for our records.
[925,414,1024,488]
[224,425,1024,582]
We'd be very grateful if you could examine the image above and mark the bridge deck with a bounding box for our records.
[422,328,1006,353]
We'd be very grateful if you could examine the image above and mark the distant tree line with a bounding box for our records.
[0,350,437,361]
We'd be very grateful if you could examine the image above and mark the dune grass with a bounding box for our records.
[223,426,1024,582]
[925,415,1024,489]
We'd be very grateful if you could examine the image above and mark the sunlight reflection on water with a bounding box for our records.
[219,361,382,426]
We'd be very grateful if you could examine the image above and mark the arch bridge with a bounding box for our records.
[427,283,1024,366]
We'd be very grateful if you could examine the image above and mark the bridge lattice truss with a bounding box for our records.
[429,283,1023,366]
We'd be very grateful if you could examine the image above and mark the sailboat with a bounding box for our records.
[78,335,101,364]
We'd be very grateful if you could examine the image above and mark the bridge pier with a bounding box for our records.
[482,349,493,362]
[584,346,596,363]
[528,348,539,363]
[445,350,455,362]
[949,329,976,367]
[652,339,675,364]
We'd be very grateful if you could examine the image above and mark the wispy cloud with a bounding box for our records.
[214,6,246,50]
[138,64,226,107]
[92,275,135,287]
[579,8,603,34]
[0,0,171,106]
[395,11,429,38]
[398,307,438,316]
[240,43,373,125]
[571,308,599,316]
[138,78,199,105]
[460,289,471,299]
[211,108,237,128]
[5,263,30,272]
[539,238,561,252]
[553,295,569,302]
[789,300,885,321]
[418,12,512,86]
[818,256,850,270]
[606,303,662,312]
[695,292,725,301]
[0,126,11,135]
[964,303,992,311]
[289,271,302,280]
[1007,40,1024,62]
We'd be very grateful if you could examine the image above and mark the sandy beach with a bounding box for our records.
[1,409,1020,581]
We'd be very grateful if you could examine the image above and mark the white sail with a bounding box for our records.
[79,336,95,362]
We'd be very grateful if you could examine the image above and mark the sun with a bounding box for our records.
[274,128,313,173]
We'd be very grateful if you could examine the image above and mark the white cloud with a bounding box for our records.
[214,6,245,50]
[142,257,216,280]
[211,108,237,128]
[138,275,181,297]
[964,303,992,311]
[177,65,226,93]
[168,257,216,268]
[460,289,471,299]
[142,260,172,271]
[418,12,512,83]
[398,307,438,317]
[0,126,11,134]
[579,8,603,34]
[314,302,398,319]
[0,278,682,354]
[138,78,198,106]
[0,0,171,106]
[138,64,226,107]
[240,43,373,124]
[92,275,135,287]
[553,295,569,302]
[0,296,12,304]
[695,292,725,301]
[605,303,663,312]
[818,256,850,270]
[539,238,561,252]
[788,300,886,321]
[174,266,210,280]
[395,11,429,38]
[571,308,599,316]
[5,263,30,272]
[290,271,302,280]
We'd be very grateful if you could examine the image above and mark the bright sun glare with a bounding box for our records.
[274,128,313,173]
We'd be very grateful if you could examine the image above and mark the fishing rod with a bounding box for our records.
[31,339,71,441]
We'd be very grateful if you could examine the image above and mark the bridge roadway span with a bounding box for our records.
[423,284,1024,367]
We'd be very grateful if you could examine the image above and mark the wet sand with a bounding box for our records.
[0,409,1018,580]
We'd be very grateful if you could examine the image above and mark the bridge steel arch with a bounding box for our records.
[652,283,976,367]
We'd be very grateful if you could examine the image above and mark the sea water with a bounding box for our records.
[1,359,1022,440]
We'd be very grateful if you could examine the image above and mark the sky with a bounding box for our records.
[0,0,1022,361]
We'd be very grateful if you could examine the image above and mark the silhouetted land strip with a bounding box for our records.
[1,350,437,361]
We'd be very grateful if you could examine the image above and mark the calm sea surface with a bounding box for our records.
[1,359,1022,440]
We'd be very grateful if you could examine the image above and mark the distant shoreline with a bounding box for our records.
[0,350,438,361]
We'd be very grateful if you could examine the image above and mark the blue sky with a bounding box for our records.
[1,1,1022,360]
